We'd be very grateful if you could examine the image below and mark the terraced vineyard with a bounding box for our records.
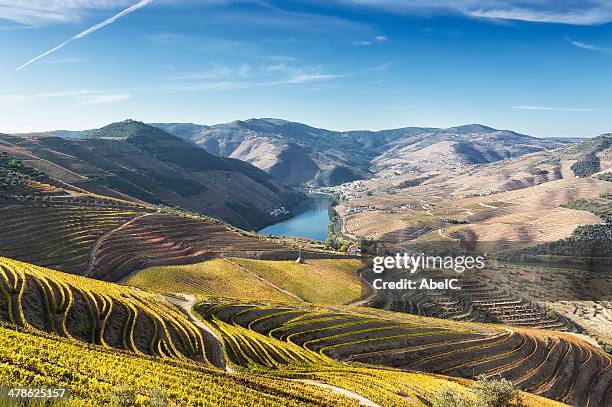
[0,200,322,282]
[126,258,365,304]
[0,257,566,407]
[0,203,141,274]
[0,325,366,406]
[88,214,299,281]
[0,257,206,361]
[364,271,579,331]
[201,301,612,407]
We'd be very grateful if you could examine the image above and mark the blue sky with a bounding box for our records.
[1,1,611,137]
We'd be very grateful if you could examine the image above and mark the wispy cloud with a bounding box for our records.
[330,1,612,25]
[0,1,149,26]
[353,34,388,46]
[566,37,612,53]
[512,105,605,112]
[80,93,132,105]
[168,62,345,91]
[174,64,251,80]
[16,0,153,70]
[367,62,393,72]
[0,90,131,105]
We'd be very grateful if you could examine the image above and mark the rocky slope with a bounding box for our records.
[152,120,568,186]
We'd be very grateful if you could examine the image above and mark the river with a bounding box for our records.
[258,195,333,241]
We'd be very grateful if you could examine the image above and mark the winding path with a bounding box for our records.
[293,379,382,407]
[84,213,153,277]
[348,266,377,307]
[168,294,383,406]
[165,293,232,372]
[224,258,305,302]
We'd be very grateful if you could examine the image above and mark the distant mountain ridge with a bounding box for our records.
[151,119,570,186]
[47,119,573,186]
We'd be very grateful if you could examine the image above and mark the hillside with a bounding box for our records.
[3,120,303,230]
[0,196,320,281]
[152,120,567,186]
[201,300,612,406]
[334,135,611,251]
[125,258,365,304]
[0,257,206,360]
[0,257,571,406]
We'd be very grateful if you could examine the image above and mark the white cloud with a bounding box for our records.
[367,62,392,71]
[0,89,131,105]
[330,1,612,25]
[280,73,343,84]
[42,57,84,64]
[175,63,252,80]
[353,34,388,46]
[169,62,344,91]
[512,105,605,112]
[0,1,143,25]
[167,81,252,91]
[16,0,153,70]
[566,37,611,53]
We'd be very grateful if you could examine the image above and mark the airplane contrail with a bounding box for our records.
[16,0,153,71]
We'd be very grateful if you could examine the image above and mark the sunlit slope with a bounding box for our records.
[0,326,361,407]
[0,257,205,361]
[0,257,568,407]
[125,258,298,302]
[127,258,366,305]
[0,324,566,407]
[338,135,611,249]
[201,301,612,407]
[206,315,563,407]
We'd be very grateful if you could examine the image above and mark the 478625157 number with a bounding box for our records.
[1,387,69,400]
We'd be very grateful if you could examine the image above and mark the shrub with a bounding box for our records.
[110,387,138,407]
[433,388,472,407]
[433,376,525,407]
[571,153,600,177]
[148,388,169,407]
[473,375,525,407]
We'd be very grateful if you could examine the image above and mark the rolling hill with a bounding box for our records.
[0,257,574,406]
[3,120,303,230]
[151,120,568,186]
[201,300,612,406]
[335,134,611,252]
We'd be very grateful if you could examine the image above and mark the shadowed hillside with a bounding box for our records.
[3,120,303,230]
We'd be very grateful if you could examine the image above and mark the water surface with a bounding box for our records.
[258,196,331,241]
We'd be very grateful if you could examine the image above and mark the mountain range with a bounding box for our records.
[152,120,570,186]
[51,119,570,187]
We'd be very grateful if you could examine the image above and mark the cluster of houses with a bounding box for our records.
[315,180,368,200]
[269,206,290,217]
[345,205,374,214]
